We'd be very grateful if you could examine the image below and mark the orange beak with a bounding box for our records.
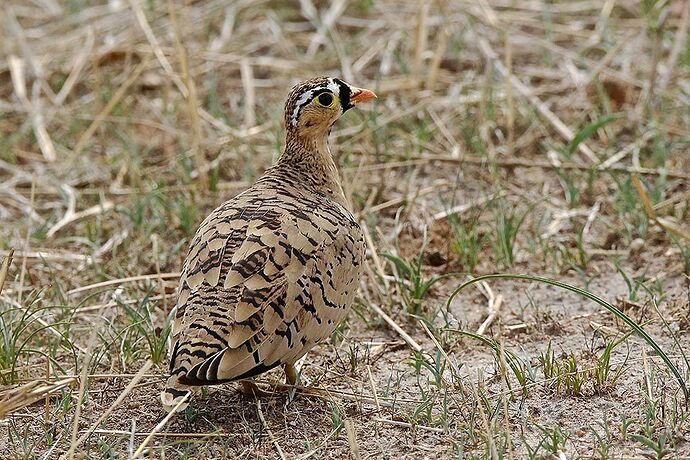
[349,86,377,104]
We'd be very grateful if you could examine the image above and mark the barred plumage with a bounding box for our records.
[161,77,376,411]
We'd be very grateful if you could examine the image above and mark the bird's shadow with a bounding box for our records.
[165,382,330,434]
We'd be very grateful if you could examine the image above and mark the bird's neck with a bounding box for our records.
[277,129,347,206]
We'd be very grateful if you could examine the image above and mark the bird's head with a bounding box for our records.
[284,77,377,139]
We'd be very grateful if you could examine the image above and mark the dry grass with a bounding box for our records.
[1,0,690,458]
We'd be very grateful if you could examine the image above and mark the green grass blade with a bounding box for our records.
[567,113,622,157]
[447,328,528,392]
[445,273,689,400]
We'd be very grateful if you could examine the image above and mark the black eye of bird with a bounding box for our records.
[317,93,333,107]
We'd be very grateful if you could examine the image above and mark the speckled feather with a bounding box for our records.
[161,77,368,411]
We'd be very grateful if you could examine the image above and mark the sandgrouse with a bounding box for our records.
[161,77,376,411]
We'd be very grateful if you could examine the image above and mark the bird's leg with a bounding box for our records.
[238,365,300,397]
[284,363,299,386]
[239,380,272,397]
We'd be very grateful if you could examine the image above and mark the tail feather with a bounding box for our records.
[161,375,195,413]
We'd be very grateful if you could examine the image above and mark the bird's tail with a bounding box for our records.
[161,374,195,413]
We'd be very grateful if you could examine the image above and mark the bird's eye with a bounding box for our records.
[317,92,334,107]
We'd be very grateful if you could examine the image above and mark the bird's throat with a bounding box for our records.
[279,130,347,204]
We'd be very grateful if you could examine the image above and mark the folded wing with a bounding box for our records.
[166,197,360,388]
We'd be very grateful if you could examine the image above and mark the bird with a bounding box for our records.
[161,77,377,412]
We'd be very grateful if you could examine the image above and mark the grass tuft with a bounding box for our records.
[447,274,689,400]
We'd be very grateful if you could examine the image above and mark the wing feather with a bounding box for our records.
[167,192,364,389]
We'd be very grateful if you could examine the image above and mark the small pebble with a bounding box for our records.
[629,238,644,254]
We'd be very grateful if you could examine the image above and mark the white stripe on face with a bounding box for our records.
[326,79,340,94]
[289,79,342,127]
[291,88,318,126]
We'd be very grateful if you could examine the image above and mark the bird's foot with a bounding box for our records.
[239,380,273,397]
[237,362,309,398]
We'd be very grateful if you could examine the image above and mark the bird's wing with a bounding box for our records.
[167,197,360,385]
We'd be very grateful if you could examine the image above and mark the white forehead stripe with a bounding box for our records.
[327,80,340,93]
[289,79,343,127]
